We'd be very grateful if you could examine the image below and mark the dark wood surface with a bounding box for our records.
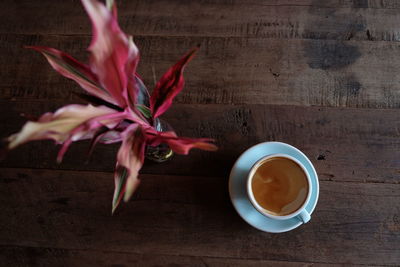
[0,0,399,266]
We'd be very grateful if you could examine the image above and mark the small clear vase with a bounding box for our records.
[135,76,174,163]
[145,118,174,162]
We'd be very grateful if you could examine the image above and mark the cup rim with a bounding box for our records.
[246,153,312,220]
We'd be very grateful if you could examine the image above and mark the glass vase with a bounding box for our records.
[135,76,174,162]
[145,118,174,162]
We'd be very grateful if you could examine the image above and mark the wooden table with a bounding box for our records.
[1,1,399,266]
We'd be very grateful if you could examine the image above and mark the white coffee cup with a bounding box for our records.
[246,153,312,223]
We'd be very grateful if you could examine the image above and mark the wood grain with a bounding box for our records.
[1,0,400,41]
[0,246,335,267]
[1,101,399,184]
[0,0,399,265]
[0,168,399,265]
[1,34,400,108]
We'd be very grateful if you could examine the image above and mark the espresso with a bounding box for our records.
[251,157,308,216]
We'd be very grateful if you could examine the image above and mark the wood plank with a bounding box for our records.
[1,101,399,184]
[0,168,398,265]
[1,34,400,108]
[1,0,400,41]
[0,246,328,267]
[0,1,398,266]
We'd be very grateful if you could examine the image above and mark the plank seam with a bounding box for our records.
[0,167,399,185]
[0,32,399,43]
[0,244,389,266]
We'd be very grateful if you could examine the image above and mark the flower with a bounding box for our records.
[2,0,217,213]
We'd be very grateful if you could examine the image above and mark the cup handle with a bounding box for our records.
[298,210,311,224]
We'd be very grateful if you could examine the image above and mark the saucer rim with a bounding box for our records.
[229,141,319,233]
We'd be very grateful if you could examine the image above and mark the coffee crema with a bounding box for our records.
[251,157,308,216]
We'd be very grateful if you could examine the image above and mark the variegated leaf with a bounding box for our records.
[146,130,217,155]
[81,0,139,108]
[5,104,125,164]
[150,47,198,119]
[112,124,146,213]
[28,46,116,105]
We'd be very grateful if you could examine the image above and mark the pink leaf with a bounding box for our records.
[56,109,129,163]
[125,38,140,108]
[98,120,131,144]
[146,130,217,155]
[166,137,218,154]
[112,124,146,213]
[81,0,139,108]
[150,46,199,118]
[112,167,129,214]
[6,104,124,159]
[85,126,109,161]
[57,138,73,163]
[106,0,117,17]
[134,75,150,107]
[28,46,116,105]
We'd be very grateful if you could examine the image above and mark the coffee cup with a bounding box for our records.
[246,153,312,223]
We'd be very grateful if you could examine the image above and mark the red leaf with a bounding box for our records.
[146,130,217,155]
[106,0,117,18]
[134,75,150,107]
[150,47,199,118]
[55,109,128,163]
[81,0,139,108]
[6,104,121,149]
[166,137,218,154]
[85,126,109,161]
[4,104,126,165]
[27,46,116,105]
[112,124,146,213]
[125,38,140,109]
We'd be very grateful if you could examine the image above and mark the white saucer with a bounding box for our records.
[229,142,319,233]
